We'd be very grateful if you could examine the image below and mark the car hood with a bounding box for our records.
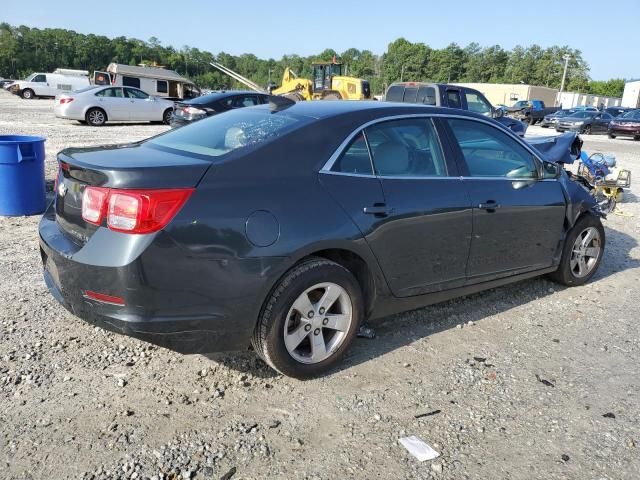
[526,132,582,164]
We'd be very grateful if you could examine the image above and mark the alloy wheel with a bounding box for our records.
[88,110,105,125]
[283,282,353,364]
[570,226,601,278]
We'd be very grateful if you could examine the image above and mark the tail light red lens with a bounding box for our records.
[82,187,109,225]
[84,290,125,306]
[59,97,74,104]
[81,186,194,234]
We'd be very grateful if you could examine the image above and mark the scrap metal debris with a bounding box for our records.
[602,412,616,419]
[414,410,442,419]
[220,466,237,480]
[398,436,440,462]
[535,374,555,388]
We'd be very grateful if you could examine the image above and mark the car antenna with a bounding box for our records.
[268,95,296,112]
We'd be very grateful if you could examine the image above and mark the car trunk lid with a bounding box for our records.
[54,142,211,245]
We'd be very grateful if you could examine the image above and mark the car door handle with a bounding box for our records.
[478,201,501,210]
[363,205,393,215]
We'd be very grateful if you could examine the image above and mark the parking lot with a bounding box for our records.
[1,90,639,479]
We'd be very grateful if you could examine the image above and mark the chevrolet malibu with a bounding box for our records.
[54,86,175,126]
[40,101,605,378]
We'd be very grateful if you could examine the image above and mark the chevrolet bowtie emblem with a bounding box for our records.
[58,182,67,197]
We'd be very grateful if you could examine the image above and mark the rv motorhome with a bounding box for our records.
[7,69,90,99]
[93,63,200,100]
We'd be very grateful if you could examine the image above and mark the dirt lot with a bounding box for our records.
[1,90,639,480]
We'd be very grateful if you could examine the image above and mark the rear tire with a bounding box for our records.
[548,214,605,286]
[634,135,640,141]
[608,133,616,139]
[583,125,592,135]
[163,108,173,125]
[252,258,363,379]
[21,89,35,99]
[86,108,107,126]
[321,92,342,100]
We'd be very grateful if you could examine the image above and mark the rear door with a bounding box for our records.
[95,87,129,120]
[442,117,566,281]
[363,117,472,296]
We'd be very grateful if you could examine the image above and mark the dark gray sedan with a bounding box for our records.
[39,101,605,378]
[556,111,614,134]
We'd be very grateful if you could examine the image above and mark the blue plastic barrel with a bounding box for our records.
[0,135,46,216]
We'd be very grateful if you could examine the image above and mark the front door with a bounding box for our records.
[443,118,566,281]
[593,113,613,133]
[124,87,157,121]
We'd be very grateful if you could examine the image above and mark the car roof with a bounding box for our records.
[271,99,485,121]
[185,90,268,105]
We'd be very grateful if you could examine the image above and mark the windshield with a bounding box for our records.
[621,110,640,119]
[148,106,311,158]
[566,111,594,119]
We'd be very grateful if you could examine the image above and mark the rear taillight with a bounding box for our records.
[59,97,74,104]
[183,106,205,115]
[82,187,109,225]
[81,187,194,234]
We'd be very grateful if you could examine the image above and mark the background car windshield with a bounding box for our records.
[622,110,640,119]
[568,111,593,118]
[148,107,310,158]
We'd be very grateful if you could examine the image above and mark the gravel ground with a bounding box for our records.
[1,91,639,480]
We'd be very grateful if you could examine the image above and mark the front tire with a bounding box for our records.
[86,108,107,126]
[549,214,605,286]
[252,258,363,379]
[608,133,616,139]
[21,89,35,99]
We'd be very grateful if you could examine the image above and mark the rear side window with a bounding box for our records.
[122,76,141,88]
[366,118,447,177]
[234,95,259,107]
[385,86,404,102]
[148,106,311,158]
[446,90,462,109]
[95,87,123,98]
[332,133,373,175]
[417,86,436,105]
[447,119,538,178]
[125,88,148,99]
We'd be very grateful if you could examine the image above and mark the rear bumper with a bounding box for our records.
[39,205,284,353]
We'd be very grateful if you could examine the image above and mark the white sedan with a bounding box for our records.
[54,86,175,126]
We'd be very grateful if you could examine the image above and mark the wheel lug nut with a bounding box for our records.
[314,328,320,335]
[319,307,325,314]
[307,311,314,318]
[304,324,311,332]
[323,318,328,325]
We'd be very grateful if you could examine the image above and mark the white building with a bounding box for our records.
[621,80,640,108]
[556,92,621,109]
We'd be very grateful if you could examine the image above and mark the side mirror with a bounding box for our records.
[493,108,504,118]
[543,161,561,179]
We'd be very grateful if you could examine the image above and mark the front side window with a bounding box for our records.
[465,92,491,115]
[156,80,168,94]
[447,119,538,179]
[125,88,148,99]
[122,76,141,88]
[33,74,46,83]
[332,133,373,175]
[366,118,447,177]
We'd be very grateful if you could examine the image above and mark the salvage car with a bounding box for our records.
[608,109,640,140]
[540,109,575,128]
[54,86,175,126]
[384,82,528,137]
[40,100,605,378]
[556,111,613,134]
[170,90,270,127]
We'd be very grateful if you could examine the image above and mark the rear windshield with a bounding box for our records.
[385,86,404,102]
[147,106,310,158]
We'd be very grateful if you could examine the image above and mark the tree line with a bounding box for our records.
[0,23,626,98]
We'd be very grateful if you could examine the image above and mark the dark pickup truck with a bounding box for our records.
[384,82,528,137]
[506,100,560,125]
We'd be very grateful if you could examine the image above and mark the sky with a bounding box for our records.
[3,0,639,80]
